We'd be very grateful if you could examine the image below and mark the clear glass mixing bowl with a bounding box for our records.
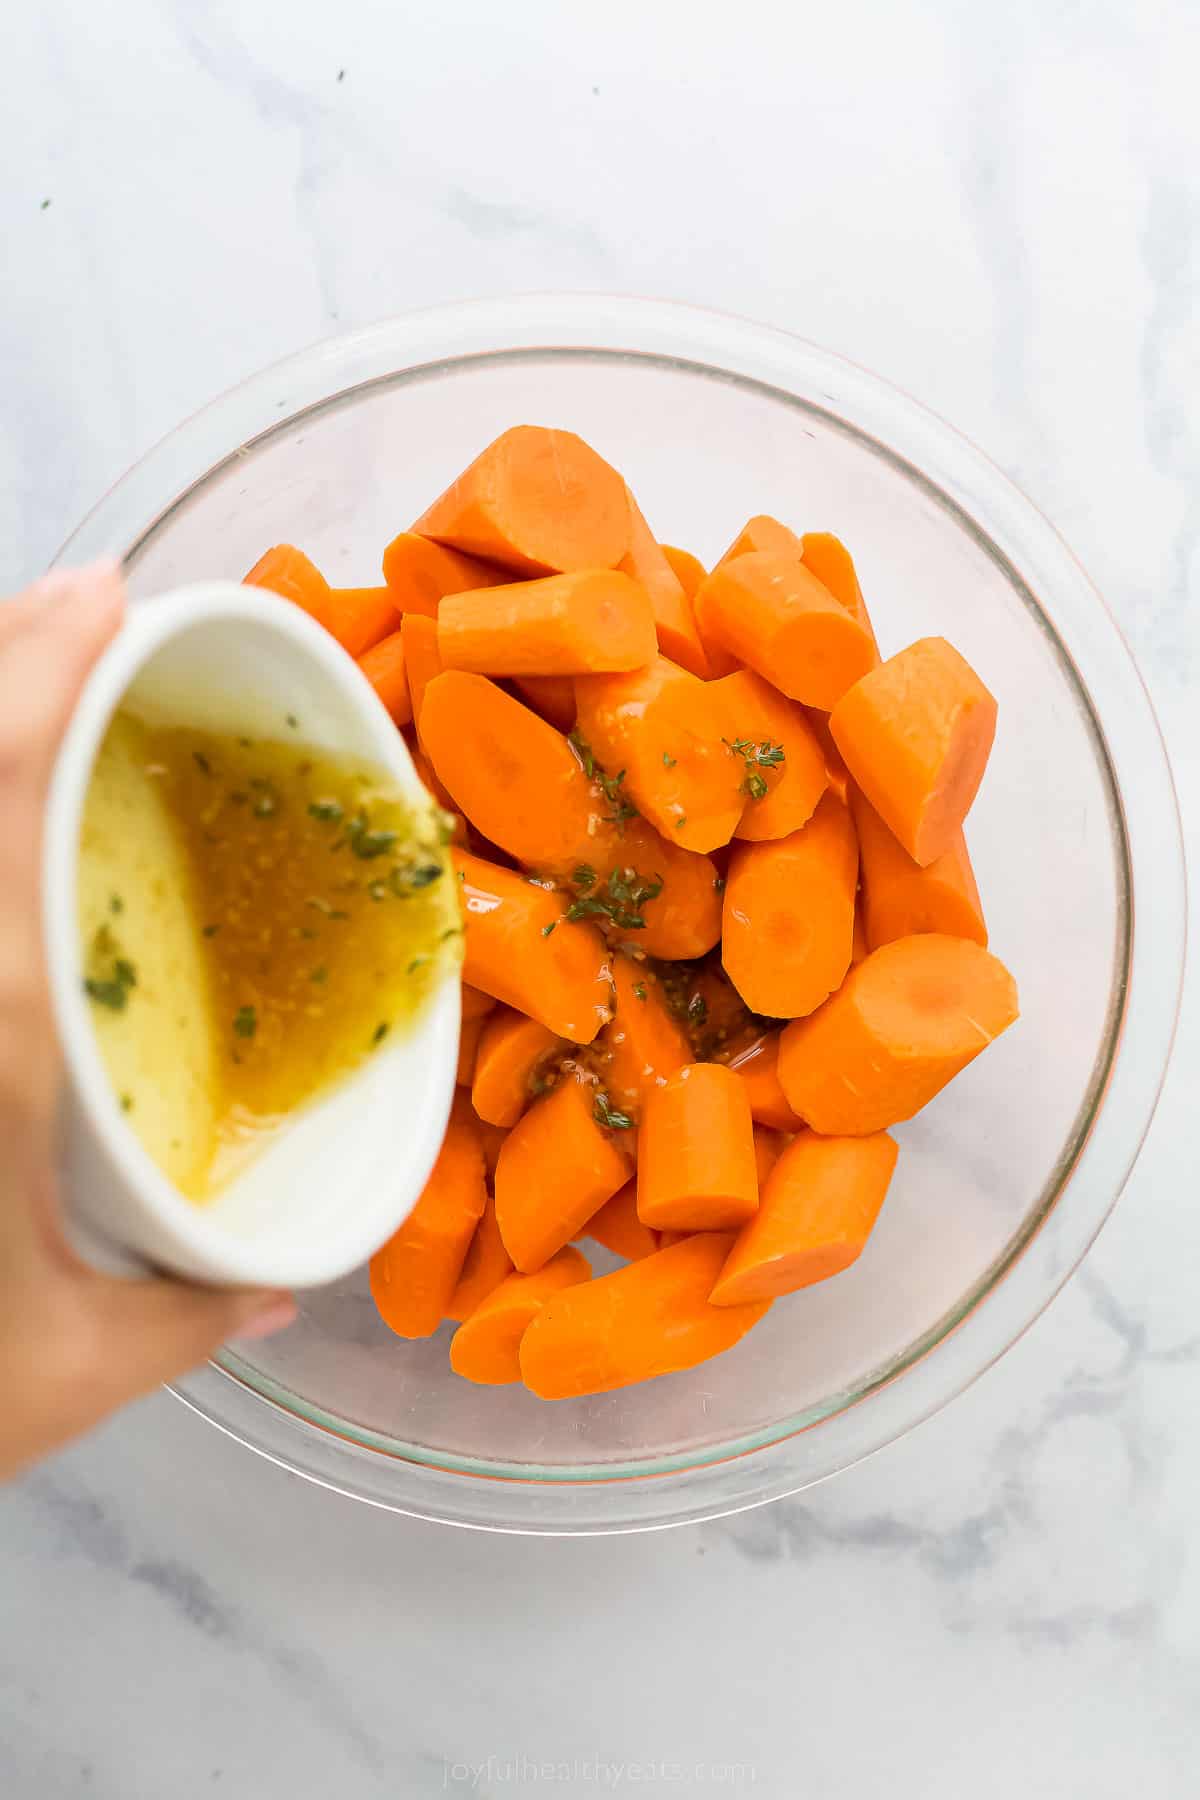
[58,296,1185,1533]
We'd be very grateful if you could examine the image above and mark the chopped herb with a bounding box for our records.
[40,197,51,210]
[329,908,350,922]
[109,893,124,915]
[633,982,647,1001]
[250,778,280,818]
[593,1092,634,1130]
[371,1021,389,1045]
[233,1005,257,1039]
[345,812,397,859]
[299,926,318,941]
[687,993,708,1027]
[572,864,598,893]
[84,977,128,1011]
[743,771,769,802]
[192,750,213,776]
[541,920,558,937]
[714,875,726,893]
[565,865,663,933]
[662,752,676,768]
[570,730,638,829]
[286,713,299,729]
[310,966,328,984]
[308,798,344,824]
[406,956,427,975]
[119,1093,133,1113]
[389,861,442,897]
[674,816,687,830]
[113,958,137,989]
[457,868,466,884]
[568,728,597,780]
[440,925,463,942]
[725,735,785,798]
[92,923,116,958]
[202,923,220,938]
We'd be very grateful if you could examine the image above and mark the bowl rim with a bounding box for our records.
[55,293,1187,1532]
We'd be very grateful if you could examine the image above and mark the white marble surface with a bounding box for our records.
[4,1,1200,1792]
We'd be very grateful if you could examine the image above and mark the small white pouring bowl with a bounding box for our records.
[43,582,460,1288]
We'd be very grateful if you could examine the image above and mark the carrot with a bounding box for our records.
[400,613,444,737]
[777,933,1019,1134]
[381,532,506,618]
[830,637,998,865]
[851,902,868,965]
[723,1033,806,1132]
[450,1246,592,1385]
[455,849,612,1044]
[438,570,656,677]
[805,707,849,794]
[415,426,631,576]
[477,1120,508,1179]
[445,1195,514,1323]
[693,551,876,709]
[714,513,804,568]
[520,1233,770,1399]
[495,1077,632,1271]
[851,786,987,950]
[585,1182,659,1261]
[512,675,577,733]
[471,1006,564,1128]
[410,743,459,821]
[456,1012,484,1086]
[710,1130,898,1305]
[637,1063,758,1231]
[619,491,710,677]
[244,545,332,627]
[323,586,401,658]
[711,667,829,842]
[461,985,497,1023]
[800,532,879,659]
[357,631,411,725]
[657,1229,692,1249]
[753,1125,787,1187]
[369,1092,486,1338]
[575,656,744,853]
[661,545,707,599]
[599,957,691,1116]
[722,792,859,1017]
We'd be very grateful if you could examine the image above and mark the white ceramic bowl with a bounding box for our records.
[42,582,460,1288]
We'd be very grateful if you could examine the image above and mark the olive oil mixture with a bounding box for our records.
[79,711,461,1199]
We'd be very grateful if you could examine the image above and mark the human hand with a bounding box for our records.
[0,563,294,1481]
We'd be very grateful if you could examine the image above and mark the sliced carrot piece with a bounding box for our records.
[711,1131,898,1304]
[495,1077,632,1271]
[586,1182,659,1261]
[722,792,859,1017]
[693,551,876,709]
[461,985,498,1023]
[438,570,656,678]
[415,426,631,575]
[368,1093,486,1338]
[323,586,401,658]
[657,1228,692,1249]
[357,630,411,726]
[619,492,709,677]
[800,533,879,659]
[723,1033,806,1132]
[445,1195,514,1323]
[777,933,1019,1134]
[753,1125,787,1187]
[599,957,692,1116]
[471,1006,564,1128]
[851,786,987,949]
[456,850,612,1044]
[661,545,707,599]
[520,1233,770,1399]
[244,545,333,628]
[711,667,829,842]
[805,706,849,795]
[637,1063,758,1231]
[830,637,998,866]
[456,1013,484,1086]
[450,1246,592,1384]
[400,613,444,737]
[381,532,506,618]
[851,902,868,966]
[714,513,804,569]
[477,1120,508,1179]
[575,655,744,853]
[511,675,577,733]
[410,743,458,820]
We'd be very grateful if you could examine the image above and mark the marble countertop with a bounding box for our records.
[4,2,1199,1793]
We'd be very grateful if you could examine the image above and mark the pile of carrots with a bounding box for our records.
[245,424,1018,1400]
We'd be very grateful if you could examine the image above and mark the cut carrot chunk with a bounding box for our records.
[323,586,401,658]
[445,1195,514,1323]
[455,849,612,1044]
[511,675,577,733]
[851,902,868,965]
[693,551,876,709]
[438,570,656,677]
[456,1013,484,1086]
[244,545,333,627]
[471,1006,564,1128]
[599,958,692,1117]
[711,1131,898,1305]
[461,985,497,1023]
[661,545,707,599]
[711,667,829,842]
[586,1182,659,1261]
[575,655,744,853]
[520,1233,770,1399]
[381,532,506,618]
[495,1077,631,1271]
[830,637,998,865]
[723,1033,806,1132]
[477,1120,508,1179]
[851,786,987,949]
[368,1093,486,1338]
[805,706,849,794]
[619,492,710,677]
[753,1125,787,1188]
[714,514,804,569]
[450,1246,592,1385]
[400,613,444,737]
[777,933,1019,1134]
[800,533,879,659]
[722,791,859,1018]
[357,631,411,726]
[410,743,458,819]
[637,1063,758,1231]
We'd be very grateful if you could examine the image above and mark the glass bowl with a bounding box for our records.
[58,296,1185,1533]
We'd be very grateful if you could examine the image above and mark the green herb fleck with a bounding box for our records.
[237,736,253,749]
[541,921,558,937]
[119,1093,133,1113]
[440,925,463,942]
[565,866,663,933]
[593,1092,634,1130]
[192,750,213,776]
[308,799,344,824]
[687,993,708,1027]
[570,731,638,830]
[725,735,785,798]
[345,812,397,859]
[310,966,328,984]
[250,778,280,818]
[233,1005,257,1040]
[83,951,138,1013]
[371,1021,389,1046]
[674,816,687,830]
[406,956,427,975]
[109,893,124,916]
[714,875,726,894]
[572,864,597,893]
[286,713,299,729]
[633,982,648,1001]
[113,958,137,990]
[662,751,676,768]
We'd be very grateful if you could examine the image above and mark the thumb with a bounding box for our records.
[88,1277,296,1401]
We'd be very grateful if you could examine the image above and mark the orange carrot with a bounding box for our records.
[575,656,744,853]
[714,513,804,568]
[830,637,998,865]
[369,1093,486,1338]
[450,1246,592,1385]
[512,675,577,733]
[461,985,498,1023]
[520,1233,770,1399]
[410,743,459,820]
[357,630,411,725]
[477,1120,508,1179]
[471,1006,564,1128]
[456,1012,484,1086]
[710,667,829,842]
[851,902,868,965]
[416,426,631,575]
[599,958,692,1116]
[657,1229,692,1249]
[637,1064,758,1231]
[619,491,710,677]
[324,586,401,658]
[711,1130,898,1304]
[438,570,656,677]
[456,849,612,1044]
[445,1195,514,1323]
[722,792,859,1017]
[381,532,506,618]
[693,551,876,709]
[723,1033,806,1132]
[777,933,1019,1134]
[805,706,849,794]
[244,545,333,627]
[661,545,707,599]
[753,1125,787,1188]
[851,786,987,950]
[586,1182,659,1261]
[400,613,444,737]
[800,533,879,658]
[615,825,724,960]
[495,1077,632,1271]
